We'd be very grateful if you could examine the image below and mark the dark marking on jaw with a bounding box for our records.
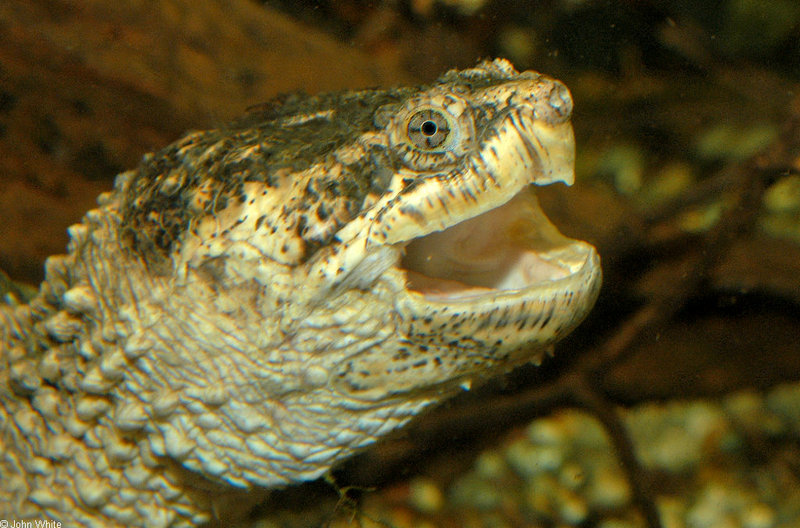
[494,307,511,329]
[509,109,541,162]
[436,194,450,216]
[473,156,497,186]
[475,308,496,332]
[462,186,477,203]
[399,205,426,224]
[539,303,555,329]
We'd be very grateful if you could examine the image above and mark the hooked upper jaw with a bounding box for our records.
[364,76,577,249]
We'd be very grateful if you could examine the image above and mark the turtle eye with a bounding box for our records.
[407,110,451,149]
[387,94,475,170]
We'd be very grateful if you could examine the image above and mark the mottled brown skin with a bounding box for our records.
[0,60,600,527]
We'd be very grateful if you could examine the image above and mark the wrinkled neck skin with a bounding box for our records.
[0,180,436,527]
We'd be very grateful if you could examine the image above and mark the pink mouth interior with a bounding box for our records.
[400,187,571,300]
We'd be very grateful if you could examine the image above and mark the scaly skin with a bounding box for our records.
[0,59,601,526]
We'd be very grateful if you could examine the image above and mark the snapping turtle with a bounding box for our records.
[0,59,600,526]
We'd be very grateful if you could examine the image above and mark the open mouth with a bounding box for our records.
[398,185,592,302]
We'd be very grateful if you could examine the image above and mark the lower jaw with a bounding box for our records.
[392,243,600,361]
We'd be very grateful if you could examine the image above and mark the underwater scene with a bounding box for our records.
[0,1,799,527]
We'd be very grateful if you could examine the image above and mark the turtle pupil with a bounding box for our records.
[421,120,438,136]
[406,109,451,149]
